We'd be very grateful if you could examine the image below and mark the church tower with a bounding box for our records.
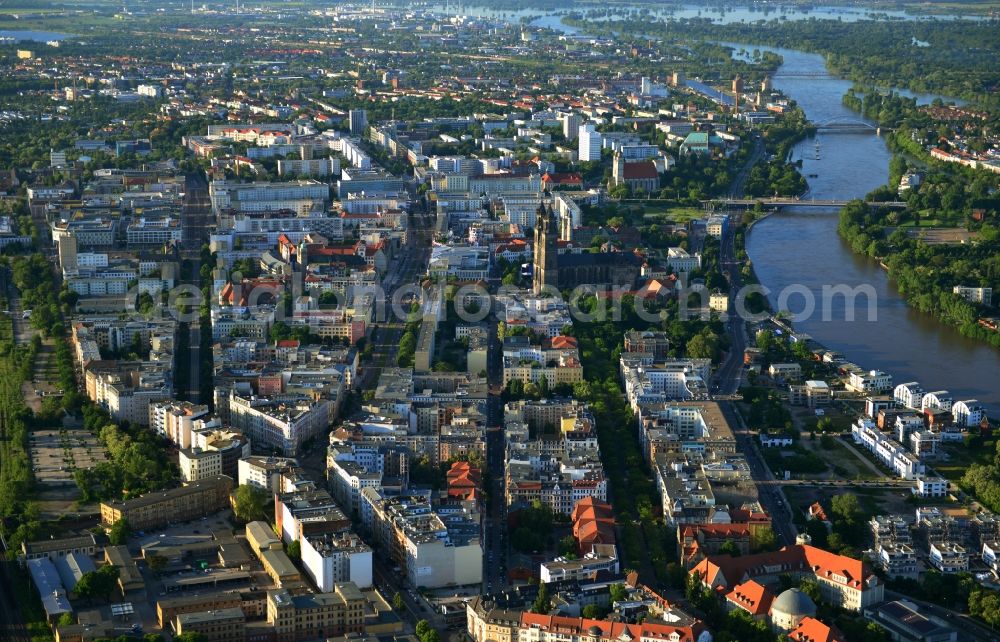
[533,204,559,295]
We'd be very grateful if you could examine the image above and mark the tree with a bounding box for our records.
[532,582,552,614]
[57,612,75,627]
[799,579,822,603]
[75,564,119,603]
[752,526,778,553]
[393,592,405,611]
[686,331,719,361]
[558,535,579,558]
[147,553,167,575]
[174,634,209,642]
[609,582,628,603]
[233,484,269,523]
[286,540,301,562]
[108,518,130,545]
[830,493,862,523]
[415,620,432,640]
[719,539,742,557]
[582,604,605,619]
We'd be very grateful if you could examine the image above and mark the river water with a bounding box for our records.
[434,5,1000,413]
[740,45,1000,414]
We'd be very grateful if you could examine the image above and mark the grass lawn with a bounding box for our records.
[641,206,704,224]
[800,435,881,481]
[935,439,994,481]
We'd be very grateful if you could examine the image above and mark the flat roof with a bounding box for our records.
[176,606,246,625]
[102,475,230,511]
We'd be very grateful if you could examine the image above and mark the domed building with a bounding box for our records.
[769,588,817,632]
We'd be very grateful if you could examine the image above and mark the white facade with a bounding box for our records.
[179,448,223,482]
[953,285,992,305]
[301,533,373,592]
[928,542,968,573]
[578,123,602,162]
[913,476,948,498]
[665,247,702,273]
[921,390,953,412]
[238,456,300,493]
[852,419,924,480]
[952,400,985,427]
[893,382,924,409]
[848,370,893,394]
[539,548,618,583]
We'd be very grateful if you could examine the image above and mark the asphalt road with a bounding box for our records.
[713,132,799,547]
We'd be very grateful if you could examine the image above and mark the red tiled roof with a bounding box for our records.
[621,161,658,180]
[517,613,702,642]
[547,335,578,350]
[691,545,875,592]
[788,617,845,642]
[725,579,773,616]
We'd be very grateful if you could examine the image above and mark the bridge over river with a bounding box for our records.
[706,197,907,209]
[814,118,890,135]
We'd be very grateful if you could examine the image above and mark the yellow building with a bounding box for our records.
[466,597,521,642]
[267,584,365,642]
[100,475,233,530]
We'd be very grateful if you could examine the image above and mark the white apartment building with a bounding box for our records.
[179,447,223,482]
[852,419,924,479]
[126,217,183,245]
[578,123,602,162]
[952,400,985,427]
[539,545,618,583]
[209,179,329,213]
[621,358,711,412]
[893,382,924,409]
[361,492,482,589]
[921,391,953,412]
[277,158,340,178]
[137,84,163,98]
[876,543,918,579]
[149,401,211,449]
[301,532,373,592]
[238,456,301,493]
[228,390,335,456]
[328,458,382,517]
[913,476,948,498]
[664,247,702,273]
[953,285,992,305]
[983,541,1000,575]
[928,542,968,573]
[848,369,893,394]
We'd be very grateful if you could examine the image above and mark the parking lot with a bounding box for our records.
[29,428,108,485]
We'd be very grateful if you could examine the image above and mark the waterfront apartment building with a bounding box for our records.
[100,475,234,530]
[953,285,992,305]
[848,370,894,394]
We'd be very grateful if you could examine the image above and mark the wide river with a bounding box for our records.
[739,45,1000,414]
